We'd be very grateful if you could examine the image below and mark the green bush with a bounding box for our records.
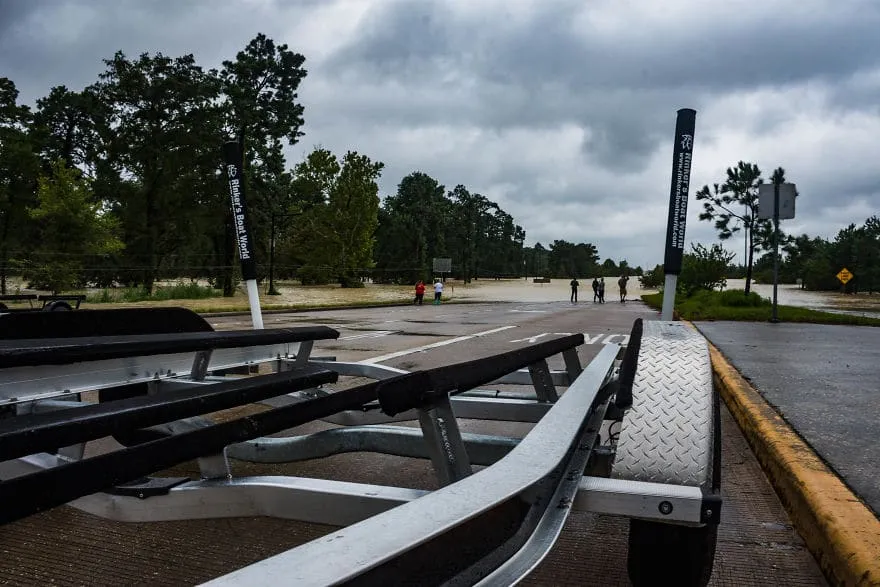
[339,274,366,288]
[717,289,769,307]
[86,282,220,303]
[639,264,664,289]
[678,243,735,296]
[150,282,219,300]
[297,265,333,286]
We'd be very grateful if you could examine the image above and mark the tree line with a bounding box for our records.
[0,33,641,296]
[637,160,879,295]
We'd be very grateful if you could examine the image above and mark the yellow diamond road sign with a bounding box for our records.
[836,268,853,284]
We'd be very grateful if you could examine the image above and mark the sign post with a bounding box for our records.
[661,108,697,321]
[758,182,797,323]
[433,257,452,282]
[223,140,264,330]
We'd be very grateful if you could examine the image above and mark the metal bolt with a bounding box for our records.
[705,509,713,517]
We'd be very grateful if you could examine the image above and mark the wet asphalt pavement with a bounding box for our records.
[695,321,880,518]
[0,301,828,585]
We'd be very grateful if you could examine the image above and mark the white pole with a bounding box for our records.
[661,274,677,321]
[245,279,264,329]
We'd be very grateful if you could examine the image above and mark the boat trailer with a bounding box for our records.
[0,307,721,586]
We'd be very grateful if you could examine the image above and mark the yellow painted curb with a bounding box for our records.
[708,341,880,587]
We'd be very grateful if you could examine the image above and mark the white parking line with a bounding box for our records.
[510,333,550,343]
[339,330,396,341]
[359,325,518,365]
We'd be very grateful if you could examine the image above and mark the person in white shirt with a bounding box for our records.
[433,280,444,305]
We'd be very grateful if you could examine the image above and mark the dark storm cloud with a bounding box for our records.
[0,0,878,266]
[326,0,880,171]
[0,0,43,36]
[333,0,880,91]
[0,0,318,104]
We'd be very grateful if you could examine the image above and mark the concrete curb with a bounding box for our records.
[707,341,880,587]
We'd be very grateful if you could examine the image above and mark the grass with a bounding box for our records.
[641,289,880,327]
[86,282,221,304]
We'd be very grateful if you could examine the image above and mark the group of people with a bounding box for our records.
[413,279,444,305]
[569,275,629,304]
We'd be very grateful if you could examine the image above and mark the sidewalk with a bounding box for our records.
[695,320,880,586]
[695,321,880,517]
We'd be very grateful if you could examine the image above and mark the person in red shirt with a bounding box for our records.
[414,280,426,305]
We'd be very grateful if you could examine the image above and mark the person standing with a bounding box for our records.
[414,280,426,305]
[569,277,579,303]
[592,277,599,303]
[598,277,606,303]
[618,275,629,303]
[433,279,444,304]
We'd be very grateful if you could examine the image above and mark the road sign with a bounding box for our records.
[758,183,797,220]
[433,258,452,273]
[836,268,853,284]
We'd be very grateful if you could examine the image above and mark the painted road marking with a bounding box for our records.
[511,332,630,346]
[360,325,518,365]
[340,330,396,341]
[510,333,550,343]
[587,333,630,346]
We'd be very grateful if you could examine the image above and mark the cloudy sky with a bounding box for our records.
[2,0,879,268]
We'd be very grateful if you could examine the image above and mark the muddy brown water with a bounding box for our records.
[2,276,877,317]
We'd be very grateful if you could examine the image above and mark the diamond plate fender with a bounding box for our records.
[611,321,714,487]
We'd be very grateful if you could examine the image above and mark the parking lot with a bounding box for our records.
[0,300,827,585]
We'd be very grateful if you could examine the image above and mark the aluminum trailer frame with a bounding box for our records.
[0,309,721,586]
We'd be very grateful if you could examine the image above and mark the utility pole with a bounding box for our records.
[758,177,797,324]
[268,212,279,295]
[771,182,780,322]
[267,211,298,296]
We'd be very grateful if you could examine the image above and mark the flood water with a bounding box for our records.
[725,279,880,318]
[259,277,880,319]
[3,275,878,318]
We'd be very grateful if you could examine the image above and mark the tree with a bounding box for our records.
[678,243,736,296]
[219,34,308,293]
[373,172,448,283]
[93,50,222,293]
[782,234,824,288]
[601,258,618,275]
[447,186,492,283]
[289,148,384,286]
[31,86,109,174]
[544,240,600,279]
[696,161,776,294]
[23,160,123,293]
[524,243,550,278]
[858,216,880,293]
[639,264,664,289]
[0,77,40,294]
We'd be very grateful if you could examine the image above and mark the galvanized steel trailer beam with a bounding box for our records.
[203,344,619,586]
[0,334,586,526]
[0,326,337,406]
